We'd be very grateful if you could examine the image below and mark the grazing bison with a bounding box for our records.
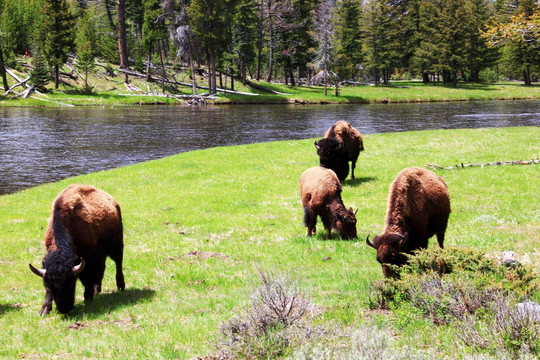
[29,184,125,315]
[366,167,450,277]
[299,166,357,239]
[324,120,364,180]
[314,137,350,182]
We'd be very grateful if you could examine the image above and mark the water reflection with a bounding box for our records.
[1,100,539,194]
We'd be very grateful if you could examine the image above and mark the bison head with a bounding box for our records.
[314,138,349,182]
[366,233,409,278]
[335,205,358,239]
[29,251,85,314]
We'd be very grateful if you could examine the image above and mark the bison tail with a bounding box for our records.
[303,206,312,227]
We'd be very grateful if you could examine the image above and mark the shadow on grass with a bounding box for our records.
[68,288,156,318]
[345,176,377,187]
[0,303,22,316]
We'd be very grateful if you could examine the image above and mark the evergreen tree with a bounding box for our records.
[76,8,97,91]
[188,0,233,94]
[437,0,469,86]
[361,0,391,84]
[334,0,363,81]
[410,0,441,82]
[231,0,257,85]
[142,0,167,81]
[289,0,317,83]
[462,0,497,82]
[41,0,76,89]
[30,47,51,91]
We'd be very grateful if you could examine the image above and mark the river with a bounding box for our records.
[1,100,539,194]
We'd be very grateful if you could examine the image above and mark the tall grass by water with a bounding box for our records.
[0,127,538,358]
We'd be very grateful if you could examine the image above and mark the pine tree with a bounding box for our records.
[30,47,51,91]
[41,0,76,89]
[231,0,258,85]
[76,8,97,91]
[142,0,167,81]
[334,0,363,80]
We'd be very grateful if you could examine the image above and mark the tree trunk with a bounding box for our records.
[105,0,116,32]
[146,51,152,82]
[206,51,212,94]
[523,66,531,86]
[256,0,264,81]
[212,52,217,94]
[118,0,129,70]
[54,64,59,89]
[267,10,274,82]
[0,39,9,92]
[287,58,295,87]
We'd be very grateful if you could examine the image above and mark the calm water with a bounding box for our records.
[1,100,539,194]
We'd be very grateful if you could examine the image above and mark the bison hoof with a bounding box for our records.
[39,305,52,316]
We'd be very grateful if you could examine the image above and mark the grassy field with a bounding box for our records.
[1,60,540,106]
[0,127,538,358]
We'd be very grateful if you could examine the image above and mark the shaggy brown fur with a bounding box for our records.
[366,167,450,277]
[324,120,364,180]
[30,184,125,315]
[299,167,357,239]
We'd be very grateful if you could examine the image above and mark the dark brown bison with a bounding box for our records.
[299,166,357,239]
[29,184,125,315]
[314,137,350,182]
[324,120,364,180]
[366,167,450,277]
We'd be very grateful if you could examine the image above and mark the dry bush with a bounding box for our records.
[459,293,540,357]
[218,270,312,359]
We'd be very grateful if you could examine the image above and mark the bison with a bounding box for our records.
[299,166,357,239]
[366,167,450,277]
[323,120,364,180]
[29,184,125,315]
[314,137,350,182]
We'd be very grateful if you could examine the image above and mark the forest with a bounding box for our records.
[0,0,539,97]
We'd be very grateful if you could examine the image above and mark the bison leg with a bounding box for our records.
[80,258,106,301]
[304,206,317,237]
[320,213,332,239]
[110,239,125,291]
[113,256,125,291]
[39,288,53,316]
[436,231,445,249]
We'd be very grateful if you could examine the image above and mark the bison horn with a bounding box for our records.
[366,235,377,249]
[354,208,358,215]
[72,258,86,276]
[314,140,320,149]
[29,263,46,277]
[396,233,409,249]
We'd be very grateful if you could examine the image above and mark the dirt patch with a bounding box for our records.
[68,316,140,331]
[181,251,229,261]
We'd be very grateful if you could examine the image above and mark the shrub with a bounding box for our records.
[368,247,539,358]
[218,270,311,359]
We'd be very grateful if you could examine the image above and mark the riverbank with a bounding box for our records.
[0,127,538,358]
[1,61,539,106]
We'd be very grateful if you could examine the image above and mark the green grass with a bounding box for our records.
[1,59,540,106]
[0,127,538,358]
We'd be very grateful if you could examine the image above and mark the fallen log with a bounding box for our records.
[426,159,540,170]
[245,80,292,95]
[117,68,258,96]
[4,76,30,95]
